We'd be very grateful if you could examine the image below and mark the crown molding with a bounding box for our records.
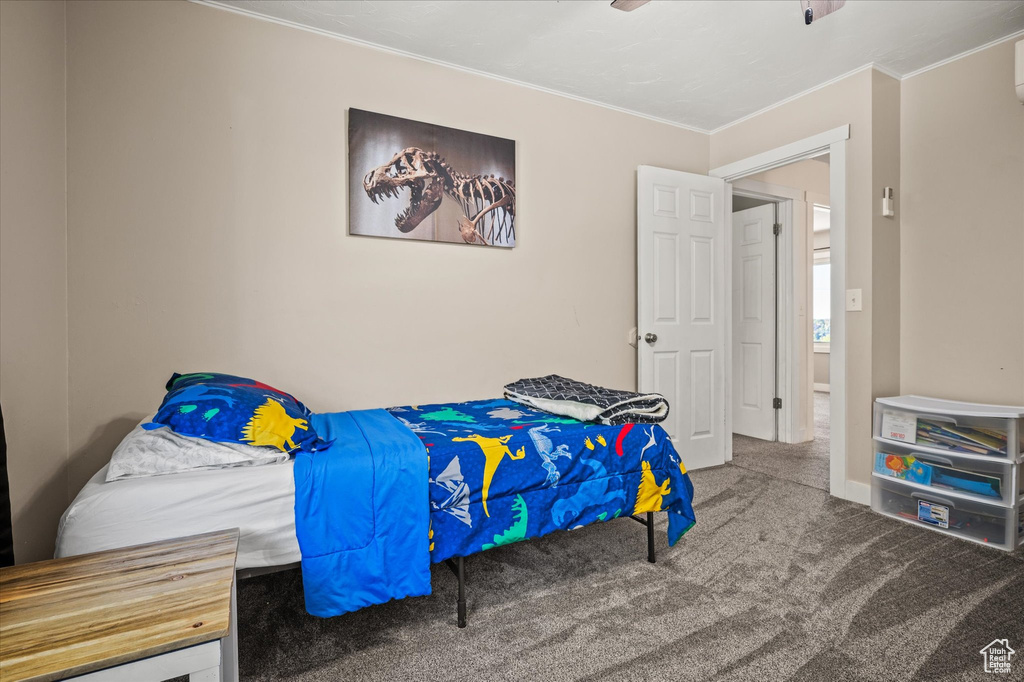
[713,29,1024,134]
[900,29,1024,80]
[190,0,712,135]
[870,62,901,81]
[190,1,1024,138]
[708,64,878,136]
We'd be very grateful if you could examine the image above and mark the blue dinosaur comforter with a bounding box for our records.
[388,399,696,563]
[293,410,430,617]
[294,399,697,617]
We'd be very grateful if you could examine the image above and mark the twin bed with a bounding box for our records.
[56,393,696,627]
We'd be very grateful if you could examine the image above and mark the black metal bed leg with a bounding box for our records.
[647,512,656,563]
[456,556,467,628]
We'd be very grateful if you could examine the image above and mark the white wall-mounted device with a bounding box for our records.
[1016,40,1023,104]
[881,187,894,218]
[846,289,863,312]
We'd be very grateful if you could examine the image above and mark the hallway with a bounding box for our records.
[731,391,830,491]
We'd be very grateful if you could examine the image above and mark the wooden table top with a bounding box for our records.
[0,529,239,682]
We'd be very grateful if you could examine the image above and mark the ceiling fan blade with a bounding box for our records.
[611,0,651,11]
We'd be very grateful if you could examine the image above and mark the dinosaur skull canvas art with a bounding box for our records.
[362,146,515,246]
[362,148,446,233]
[350,110,516,247]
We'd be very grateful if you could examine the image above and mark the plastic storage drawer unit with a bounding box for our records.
[871,395,1023,551]
[872,475,1017,551]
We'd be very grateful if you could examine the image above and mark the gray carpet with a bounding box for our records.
[233,463,1024,681]
[732,392,831,491]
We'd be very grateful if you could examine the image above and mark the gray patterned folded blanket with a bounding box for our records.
[503,374,669,425]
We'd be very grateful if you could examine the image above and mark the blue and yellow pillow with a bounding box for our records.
[143,372,326,453]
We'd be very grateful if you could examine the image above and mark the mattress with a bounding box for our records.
[55,461,300,570]
[56,398,697,571]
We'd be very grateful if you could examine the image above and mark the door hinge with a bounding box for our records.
[773,397,782,410]
[773,223,782,236]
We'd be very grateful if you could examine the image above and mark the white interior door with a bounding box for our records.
[637,166,726,470]
[731,204,777,441]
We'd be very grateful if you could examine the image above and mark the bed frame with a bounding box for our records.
[237,511,658,628]
[442,511,657,628]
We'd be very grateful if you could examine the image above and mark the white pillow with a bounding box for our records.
[106,416,290,482]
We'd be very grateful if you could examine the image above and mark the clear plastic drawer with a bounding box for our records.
[873,402,1019,460]
[871,475,1017,551]
[873,438,1020,507]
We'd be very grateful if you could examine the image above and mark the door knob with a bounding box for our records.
[644,333,658,344]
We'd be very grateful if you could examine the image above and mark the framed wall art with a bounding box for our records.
[349,109,516,247]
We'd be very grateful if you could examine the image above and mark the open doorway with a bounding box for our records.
[728,156,832,491]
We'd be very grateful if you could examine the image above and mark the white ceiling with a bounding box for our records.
[206,0,1024,132]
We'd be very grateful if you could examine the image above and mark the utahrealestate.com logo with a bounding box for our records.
[980,639,1015,674]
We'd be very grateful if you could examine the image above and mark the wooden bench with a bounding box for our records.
[0,529,239,682]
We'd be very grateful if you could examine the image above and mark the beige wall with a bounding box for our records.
[900,39,1024,405]
[63,0,709,494]
[0,0,69,563]
[870,70,901,410]
[814,353,830,386]
[748,157,830,196]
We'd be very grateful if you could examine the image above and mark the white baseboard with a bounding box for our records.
[845,480,871,506]
[813,383,831,393]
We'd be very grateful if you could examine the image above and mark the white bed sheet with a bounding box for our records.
[56,461,300,570]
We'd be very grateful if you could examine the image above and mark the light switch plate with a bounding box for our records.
[846,289,863,311]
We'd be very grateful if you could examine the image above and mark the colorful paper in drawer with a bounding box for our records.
[874,452,1002,499]
[874,453,932,485]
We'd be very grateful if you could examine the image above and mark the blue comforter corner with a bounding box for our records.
[293,410,431,617]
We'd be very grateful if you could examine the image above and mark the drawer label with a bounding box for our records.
[882,410,917,443]
[917,500,949,529]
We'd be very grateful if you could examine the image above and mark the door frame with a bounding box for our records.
[710,125,850,501]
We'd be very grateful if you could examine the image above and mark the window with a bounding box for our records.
[812,205,831,352]
[813,254,830,348]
